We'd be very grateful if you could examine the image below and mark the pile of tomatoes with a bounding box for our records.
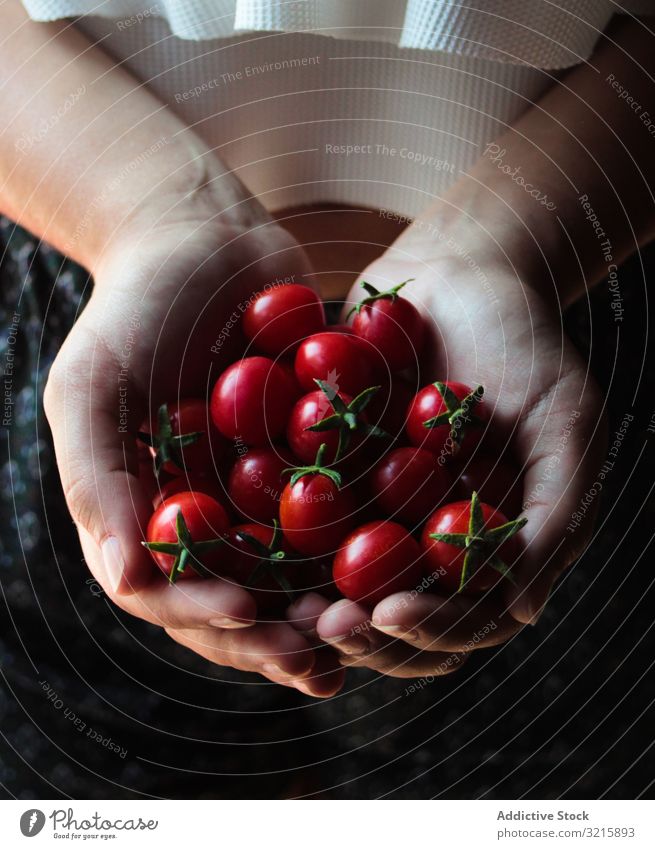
[140,281,527,612]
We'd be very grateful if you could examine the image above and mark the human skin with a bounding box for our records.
[1,2,654,690]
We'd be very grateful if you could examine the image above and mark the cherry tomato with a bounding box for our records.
[243,284,325,356]
[421,494,526,594]
[228,447,292,523]
[210,356,298,446]
[220,523,296,612]
[287,389,351,464]
[350,281,425,371]
[139,399,227,477]
[406,380,488,460]
[369,447,452,525]
[145,491,229,581]
[152,475,227,510]
[294,331,380,396]
[333,520,424,605]
[455,456,523,517]
[279,460,357,557]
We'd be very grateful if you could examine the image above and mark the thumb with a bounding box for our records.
[44,319,153,596]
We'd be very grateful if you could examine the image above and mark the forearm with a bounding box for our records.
[0,0,267,274]
[409,15,655,307]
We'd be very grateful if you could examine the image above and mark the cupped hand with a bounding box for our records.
[44,199,345,698]
[288,222,606,678]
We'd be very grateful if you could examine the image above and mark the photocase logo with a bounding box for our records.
[20,809,45,837]
[316,368,340,417]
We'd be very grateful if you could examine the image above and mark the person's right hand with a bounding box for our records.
[44,197,345,698]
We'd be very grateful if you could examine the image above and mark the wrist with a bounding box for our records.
[90,178,272,285]
[86,141,272,280]
[399,195,574,311]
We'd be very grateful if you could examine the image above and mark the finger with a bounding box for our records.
[371,590,522,652]
[167,622,315,679]
[286,592,332,637]
[317,599,469,677]
[44,313,152,596]
[341,642,469,679]
[316,598,377,657]
[81,526,256,628]
[269,647,346,698]
[506,369,607,624]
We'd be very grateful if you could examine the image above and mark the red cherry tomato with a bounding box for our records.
[280,471,357,557]
[210,356,297,446]
[369,447,452,525]
[350,283,425,371]
[294,332,379,396]
[221,523,296,612]
[152,475,227,510]
[406,380,488,460]
[455,456,524,517]
[140,399,227,477]
[145,492,229,581]
[333,520,424,606]
[228,447,292,523]
[287,388,365,464]
[421,497,524,594]
[242,284,325,356]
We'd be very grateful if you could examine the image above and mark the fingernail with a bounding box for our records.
[101,536,124,594]
[512,594,548,626]
[208,616,253,629]
[323,634,370,657]
[372,624,419,642]
[262,663,287,679]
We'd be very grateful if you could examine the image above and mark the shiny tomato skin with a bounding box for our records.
[146,491,230,579]
[333,521,424,606]
[370,447,452,525]
[152,475,227,510]
[210,356,297,446]
[143,399,227,476]
[406,380,487,459]
[421,500,518,594]
[286,389,364,464]
[294,332,379,396]
[352,296,425,372]
[243,284,325,356]
[455,456,523,518]
[220,523,295,612]
[279,475,357,557]
[228,447,292,523]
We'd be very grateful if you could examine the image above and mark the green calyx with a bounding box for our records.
[429,491,527,592]
[306,379,388,461]
[423,382,485,447]
[142,510,224,584]
[347,278,415,318]
[137,403,203,477]
[236,520,293,599]
[282,443,342,488]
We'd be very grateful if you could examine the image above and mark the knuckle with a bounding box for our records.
[63,474,100,534]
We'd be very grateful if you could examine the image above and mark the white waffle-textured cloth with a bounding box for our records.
[19,1,655,216]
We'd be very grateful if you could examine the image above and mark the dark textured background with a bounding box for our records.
[0,216,653,800]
